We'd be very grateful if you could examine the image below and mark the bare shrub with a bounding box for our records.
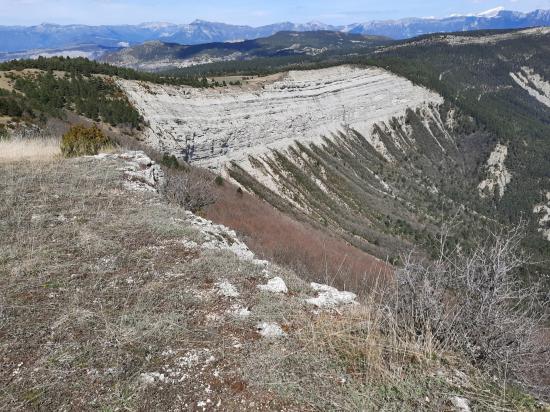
[162,167,217,212]
[390,223,549,385]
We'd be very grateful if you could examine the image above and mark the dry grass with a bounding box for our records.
[244,289,544,411]
[0,72,14,92]
[0,137,61,162]
[0,157,305,410]
[0,155,544,411]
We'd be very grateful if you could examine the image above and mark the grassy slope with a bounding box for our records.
[0,154,543,410]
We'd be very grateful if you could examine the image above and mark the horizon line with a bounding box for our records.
[1,7,547,29]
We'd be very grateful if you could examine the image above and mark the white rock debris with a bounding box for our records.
[533,192,550,241]
[182,211,261,262]
[140,371,168,385]
[140,349,216,386]
[257,322,286,338]
[257,277,288,294]
[215,280,239,298]
[478,144,512,199]
[119,65,442,171]
[306,283,358,308]
[451,396,471,412]
[510,67,550,108]
[94,151,164,192]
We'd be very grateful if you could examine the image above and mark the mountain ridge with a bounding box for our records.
[0,8,549,53]
[100,31,391,71]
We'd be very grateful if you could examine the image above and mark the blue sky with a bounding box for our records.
[1,0,549,26]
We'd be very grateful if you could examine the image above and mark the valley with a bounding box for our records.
[100,31,390,71]
[120,64,495,260]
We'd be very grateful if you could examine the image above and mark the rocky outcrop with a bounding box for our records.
[306,283,358,308]
[510,66,550,108]
[119,65,443,170]
[478,144,512,199]
[94,151,164,192]
[533,192,550,241]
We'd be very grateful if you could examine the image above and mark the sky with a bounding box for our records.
[1,0,549,26]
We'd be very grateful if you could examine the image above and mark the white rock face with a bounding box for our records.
[257,277,288,294]
[478,144,512,199]
[119,65,443,170]
[533,192,550,241]
[306,282,358,308]
[510,67,550,108]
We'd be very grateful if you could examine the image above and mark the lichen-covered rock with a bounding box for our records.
[306,282,358,308]
[257,277,288,294]
[95,151,164,192]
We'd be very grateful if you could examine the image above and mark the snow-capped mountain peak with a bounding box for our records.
[477,6,505,18]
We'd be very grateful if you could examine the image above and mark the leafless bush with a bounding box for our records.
[389,223,549,385]
[162,167,217,212]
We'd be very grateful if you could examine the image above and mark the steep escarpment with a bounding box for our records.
[121,65,494,258]
[120,65,442,167]
[228,103,494,258]
[367,29,550,255]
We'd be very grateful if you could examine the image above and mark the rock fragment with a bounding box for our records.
[306,282,357,308]
[257,277,288,294]
[451,396,471,412]
[256,322,286,338]
[215,280,239,298]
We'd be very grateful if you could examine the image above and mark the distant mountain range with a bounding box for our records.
[0,8,548,54]
[343,8,550,39]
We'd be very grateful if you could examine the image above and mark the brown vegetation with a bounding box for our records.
[393,225,550,397]
[162,167,217,212]
[204,179,392,293]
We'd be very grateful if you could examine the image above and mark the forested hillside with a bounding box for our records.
[0,57,212,130]
[362,29,550,256]
[101,31,390,71]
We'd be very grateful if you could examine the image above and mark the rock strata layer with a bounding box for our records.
[119,65,443,170]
